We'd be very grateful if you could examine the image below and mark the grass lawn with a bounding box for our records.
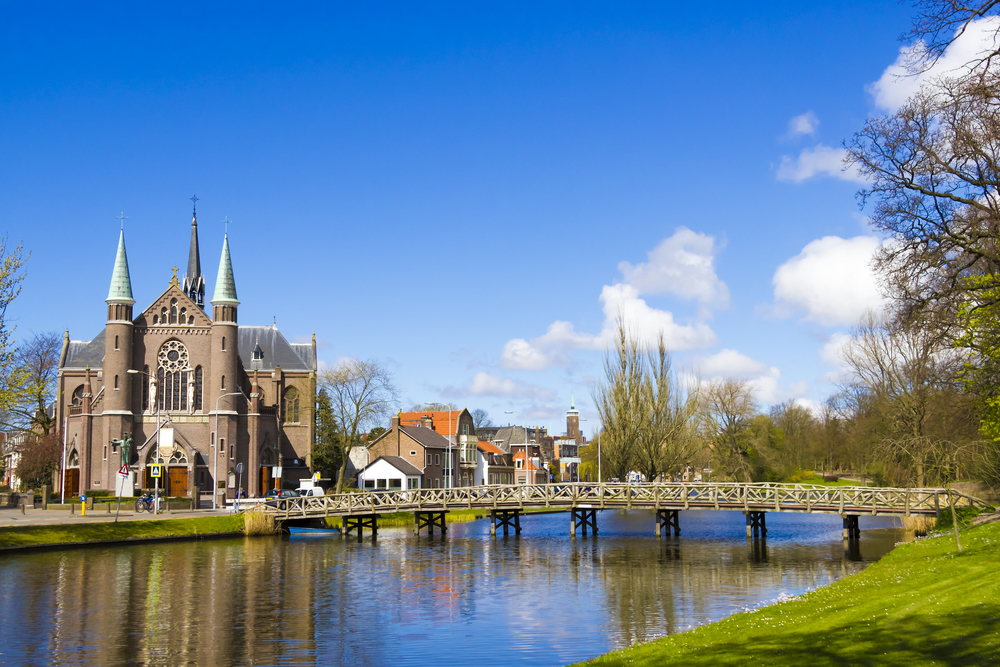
[576,517,1000,666]
[0,515,244,549]
[794,474,875,487]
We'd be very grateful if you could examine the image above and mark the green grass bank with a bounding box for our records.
[0,515,244,550]
[576,516,1000,666]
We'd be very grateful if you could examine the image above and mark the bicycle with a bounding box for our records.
[134,491,163,514]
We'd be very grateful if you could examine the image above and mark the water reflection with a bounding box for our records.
[0,510,909,666]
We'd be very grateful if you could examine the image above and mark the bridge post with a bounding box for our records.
[841,514,860,540]
[342,514,378,542]
[655,509,679,537]
[415,511,448,537]
[745,511,766,538]
[491,510,521,537]
[570,508,597,536]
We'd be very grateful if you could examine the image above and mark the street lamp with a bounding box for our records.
[505,410,528,485]
[581,418,601,483]
[214,391,246,510]
[425,402,453,489]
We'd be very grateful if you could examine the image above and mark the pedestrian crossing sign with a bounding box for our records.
[150,464,162,478]
[118,463,129,477]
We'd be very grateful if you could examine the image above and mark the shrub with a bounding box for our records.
[242,507,280,536]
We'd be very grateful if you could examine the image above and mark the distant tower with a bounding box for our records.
[567,393,580,444]
[210,233,245,488]
[183,205,205,308]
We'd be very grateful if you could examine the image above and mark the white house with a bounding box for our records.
[358,456,422,491]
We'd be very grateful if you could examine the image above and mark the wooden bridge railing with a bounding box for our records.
[253,482,993,521]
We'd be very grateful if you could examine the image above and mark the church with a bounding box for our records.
[56,206,317,503]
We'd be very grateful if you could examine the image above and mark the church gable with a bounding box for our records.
[135,284,212,328]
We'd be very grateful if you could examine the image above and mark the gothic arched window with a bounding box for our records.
[157,340,191,412]
[170,299,178,325]
[68,449,80,467]
[194,366,203,411]
[179,307,187,324]
[284,386,300,424]
[71,385,84,407]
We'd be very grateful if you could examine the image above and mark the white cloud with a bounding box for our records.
[819,332,855,384]
[617,227,729,307]
[454,372,556,400]
[787,111,819,137]
[771,235,884,326]
[692,349,790,404]
[869,17,1000,111]
[776,144,865,183]
[500,228,723,371]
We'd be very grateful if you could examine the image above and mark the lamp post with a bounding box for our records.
[425,402,453,489]
[581,418,601,483]
[505,410,528,485]
[213,391,246,510]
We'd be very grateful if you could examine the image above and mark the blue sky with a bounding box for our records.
[2,1,929,433]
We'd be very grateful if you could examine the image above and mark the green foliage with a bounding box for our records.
[311,389,342,479]
[934,505,983,531]
[0,239,27,420]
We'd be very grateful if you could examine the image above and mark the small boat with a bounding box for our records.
[288,526,339,536]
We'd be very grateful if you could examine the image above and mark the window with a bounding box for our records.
[141,365,150,411]
[103,445,107,461]
[461,424,469,435]
[68,449,79,467]
[377,479,386,489]
[407,478,418,490]
[170,299,178,324]
[434,454,440,466]
[153,315,158,324]
[410,450,417,457]
[160,307,167,323]
[179,307,187,324]
[157,340,191,411]
[221,375,226,391]
[71,385,84,407]
[114,335,119,350]
[426,453,431,465]
[516,459,523,469]
[433,479,440,488]
[221,336,226,351]
[114,374,119,390]
[364,479,375,489]
[283,387,300,423]
[193,366,203,411]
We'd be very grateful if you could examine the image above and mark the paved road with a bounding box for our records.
[0,505,234,527]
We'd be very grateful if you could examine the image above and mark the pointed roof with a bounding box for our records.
[568,392,579,414]
[211,234,239,305]
[182,212,205,303]
[106,230,135,305]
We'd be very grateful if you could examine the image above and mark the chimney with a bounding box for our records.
[391,413,401,430]
[422,414,434,430]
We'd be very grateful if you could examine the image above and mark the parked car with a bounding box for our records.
[264,489,300,506]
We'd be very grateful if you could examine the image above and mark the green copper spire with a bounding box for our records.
[211,233,240,305]
[106,230,135,305]
[568,392,578,413]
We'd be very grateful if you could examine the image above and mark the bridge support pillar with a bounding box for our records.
[415,511,448,537]
[491,510,521,537]
[571,508,598,536]
[842,514,860,540]
[745,511,767,538]
[655,509,680,537]
[342,514,378,541]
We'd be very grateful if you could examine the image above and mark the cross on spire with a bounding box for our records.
[117,212,128,230]
[221,216,232,234]
[190,194,199,215]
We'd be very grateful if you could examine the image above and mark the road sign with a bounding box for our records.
[80,494,86,502]
[118,463,129,477]
[150,464,162,478]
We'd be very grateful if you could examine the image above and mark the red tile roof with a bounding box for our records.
[477,440,504,454]
[398,410,464,436]
[513,450,541,471]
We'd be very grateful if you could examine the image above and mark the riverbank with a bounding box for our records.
[0,515,244,551]
[576,515,1000,666]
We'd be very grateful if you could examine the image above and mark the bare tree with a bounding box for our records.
[635,337,701,482]
[471,408,493,431]
[2,332,60,436]
[701,378,758,482]
[591,319,644,481]
[318,358,399,494]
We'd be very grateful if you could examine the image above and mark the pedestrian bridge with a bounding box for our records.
[253,482,992,538]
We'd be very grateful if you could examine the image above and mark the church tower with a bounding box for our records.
[211,233,242,487]
[102,230,135,486]
[182,203,205,308]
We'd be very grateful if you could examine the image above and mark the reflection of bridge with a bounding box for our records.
[255,482,991,539]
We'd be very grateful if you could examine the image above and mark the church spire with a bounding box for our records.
[183,202,205,307]
[106,229,135,305]
[212,233,240,305]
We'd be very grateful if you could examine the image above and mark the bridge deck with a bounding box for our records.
[255,482,991,522]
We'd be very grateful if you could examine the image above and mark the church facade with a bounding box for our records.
[56,210,316,502]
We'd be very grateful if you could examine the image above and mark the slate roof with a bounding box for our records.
[62,330,107,369]
[399,425,451,450]
[492,426,528,452]
[360,455,423,477]
[238,326,315,372]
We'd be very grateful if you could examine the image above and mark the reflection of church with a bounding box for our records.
[57,207,316,501]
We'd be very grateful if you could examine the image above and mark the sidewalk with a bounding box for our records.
[0,505,233,527]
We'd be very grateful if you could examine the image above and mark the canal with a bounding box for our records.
[0,510,909,666]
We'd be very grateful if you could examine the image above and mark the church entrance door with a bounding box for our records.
[64,468,79,497]
[167,467,188,497]
[260,466,271,494]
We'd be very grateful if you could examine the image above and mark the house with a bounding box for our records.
[365,413,452,488]
[398,408,478,487]
[474,440,514,485]
[552,437,581,482]
[358,456,422,491]
[513,449,547,485]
